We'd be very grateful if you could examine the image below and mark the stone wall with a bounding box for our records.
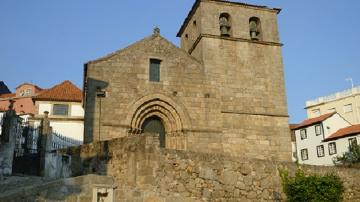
[0,174,116,202]
[62,135,360,201]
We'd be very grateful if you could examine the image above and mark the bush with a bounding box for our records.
[334,142,360,166]
[279,168,344,202]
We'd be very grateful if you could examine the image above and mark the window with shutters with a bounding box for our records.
[149,59,161,82]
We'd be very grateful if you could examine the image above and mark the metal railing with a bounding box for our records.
[306,86,360,107]
[50,131,82,150]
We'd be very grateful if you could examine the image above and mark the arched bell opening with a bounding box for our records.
[141,116,166,148]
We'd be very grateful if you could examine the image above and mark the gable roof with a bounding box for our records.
[34,80,82,102]
[324,124,360,142]
[16,83,42,91]
[85,32,202,66]
[293,112,336,130]
[176,0,281,37]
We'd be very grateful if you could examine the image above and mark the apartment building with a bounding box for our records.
[305,86,360,124]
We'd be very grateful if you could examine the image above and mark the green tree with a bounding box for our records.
[279,167,344,202]
[334,141,360,166]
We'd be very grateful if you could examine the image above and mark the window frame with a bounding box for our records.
[349,137,358,149]
[52,104,69,116]
[300,129,307,140]
[312,109,321,117]
[301,149,308,160]
[315,124,322,136]
[317,145,325,157]
[149,59,161,82]
[328,142,337,155]
[344,104,353,113]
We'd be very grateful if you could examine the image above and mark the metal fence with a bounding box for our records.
[50,131,82,151]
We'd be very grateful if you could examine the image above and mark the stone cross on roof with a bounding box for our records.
[153,27,160,36]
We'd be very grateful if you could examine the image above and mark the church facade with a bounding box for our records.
[83,0,291,161]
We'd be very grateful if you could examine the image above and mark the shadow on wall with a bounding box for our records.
[64,141,111,177]
[84,78,109,143]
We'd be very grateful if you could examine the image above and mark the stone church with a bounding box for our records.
[83,0,291,161]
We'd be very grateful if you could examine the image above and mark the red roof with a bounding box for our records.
[293,112,336,130]
[34,80,82,102]
[289,124,299,130]
[0,93,16,99]
[324,125,360,141]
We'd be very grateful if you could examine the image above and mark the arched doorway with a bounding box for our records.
[141,116,165,147]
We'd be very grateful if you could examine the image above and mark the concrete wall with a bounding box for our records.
[36,101,84,141]
[37,101,84,117]
[59,135,360,201]
[306,90,360,124]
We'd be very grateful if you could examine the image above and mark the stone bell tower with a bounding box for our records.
[177,0,291,161]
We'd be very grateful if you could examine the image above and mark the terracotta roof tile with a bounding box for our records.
[0,93,16,99]
[34,80,82,102]
[324,125,360,141]
[293,112,336,130]
[289,124,299,130]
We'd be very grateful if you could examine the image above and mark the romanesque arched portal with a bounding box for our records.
[141,116,166,147]
[125,94,190,150]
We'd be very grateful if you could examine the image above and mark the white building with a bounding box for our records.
[293,112,353,165]
[31,80,84,142]
[0,111,5,136]
[305,86,360,125]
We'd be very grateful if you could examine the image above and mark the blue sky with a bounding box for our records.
[0,0,359,123]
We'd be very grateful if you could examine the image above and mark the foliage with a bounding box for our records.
[279,167,344,202]
[334,142,360,166]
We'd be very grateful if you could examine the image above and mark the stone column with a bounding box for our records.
[39,111,52,177]
[0,100,18,176]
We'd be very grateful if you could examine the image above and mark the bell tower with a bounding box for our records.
[177,0,291,161]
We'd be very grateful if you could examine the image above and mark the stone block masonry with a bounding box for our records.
[59,135,360,201]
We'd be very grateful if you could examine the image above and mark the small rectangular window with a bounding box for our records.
[328,142,337,155]
[349,137,357,149]
[312,109,320,117]
[53,104,69,116]
[300,129,307,140]
[317,145,325,157]
[149,59,161,82]
[344,104,353,113]
[315,125,322,136]
[328,108,336,113]
[301,149,308,160]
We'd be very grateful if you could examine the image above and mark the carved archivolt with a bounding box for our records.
[125,94,190,136]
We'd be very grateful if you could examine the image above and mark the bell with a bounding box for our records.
[221,26,230,37]
[250,31,258,40]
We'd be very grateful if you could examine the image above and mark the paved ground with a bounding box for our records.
[0,175,49,197]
